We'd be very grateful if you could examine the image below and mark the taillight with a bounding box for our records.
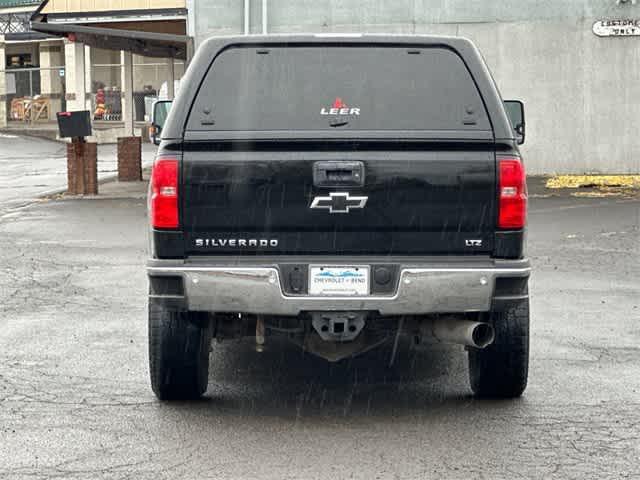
[498,157,527,229]
[150,157,178,229]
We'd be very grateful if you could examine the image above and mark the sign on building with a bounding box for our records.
[593,19,640,36]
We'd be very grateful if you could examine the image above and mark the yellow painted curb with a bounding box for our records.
[546,175,640,189]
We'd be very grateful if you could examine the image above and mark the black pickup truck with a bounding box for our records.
[147,35,530,400]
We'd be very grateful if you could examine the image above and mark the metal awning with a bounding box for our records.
[30,20,190,59]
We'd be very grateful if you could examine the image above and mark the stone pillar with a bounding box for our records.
[117,136,142,181]
[63,40,87,112]
[39,41,64,119]
[0,39,7,127]
[67,140,98,195]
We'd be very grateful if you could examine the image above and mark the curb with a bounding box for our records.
[37,164,153,200]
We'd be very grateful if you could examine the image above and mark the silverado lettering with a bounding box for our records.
[194,238,279,248]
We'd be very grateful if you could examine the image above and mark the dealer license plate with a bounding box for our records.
[308,266,370,296]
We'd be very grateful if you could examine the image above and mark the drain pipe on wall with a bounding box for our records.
[262,0,268,34]
[244,0,250,35]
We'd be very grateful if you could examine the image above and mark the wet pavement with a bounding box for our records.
[0,133,155,214]
[0,167,638,478]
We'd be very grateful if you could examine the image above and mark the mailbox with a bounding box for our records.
[56,110,92,139]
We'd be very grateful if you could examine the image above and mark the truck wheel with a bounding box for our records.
[148,300,212,400]
[468,299,529,398]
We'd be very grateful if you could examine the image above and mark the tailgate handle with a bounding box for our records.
[313,161,365,187]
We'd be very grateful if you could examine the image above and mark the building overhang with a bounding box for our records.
[29,1,191,59]
[30,20,190,58]
[42,7,187,25]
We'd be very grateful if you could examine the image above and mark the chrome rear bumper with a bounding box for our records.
[147,259,530,315]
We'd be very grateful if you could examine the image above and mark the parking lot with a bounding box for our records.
[0,164,637,478]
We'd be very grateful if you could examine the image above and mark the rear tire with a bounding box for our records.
[148,300,213,400]
[468,299,529,398]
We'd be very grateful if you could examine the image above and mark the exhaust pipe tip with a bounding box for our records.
[471,323,495,349]
[421,318,496,349]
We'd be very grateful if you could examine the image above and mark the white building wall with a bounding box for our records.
[188,0,640,174]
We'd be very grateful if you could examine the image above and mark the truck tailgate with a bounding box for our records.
[182,145,495,255]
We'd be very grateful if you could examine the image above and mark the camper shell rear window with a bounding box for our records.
[186,45,491,133]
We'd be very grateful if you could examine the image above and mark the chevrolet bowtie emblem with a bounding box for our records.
[309,192,368,214]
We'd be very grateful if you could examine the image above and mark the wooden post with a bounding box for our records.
[121,50,134,136]
[166,57,175,100]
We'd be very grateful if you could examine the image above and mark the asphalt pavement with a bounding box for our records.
[0,145,638,479]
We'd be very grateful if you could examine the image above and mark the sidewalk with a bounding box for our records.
[0,133,156,212]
